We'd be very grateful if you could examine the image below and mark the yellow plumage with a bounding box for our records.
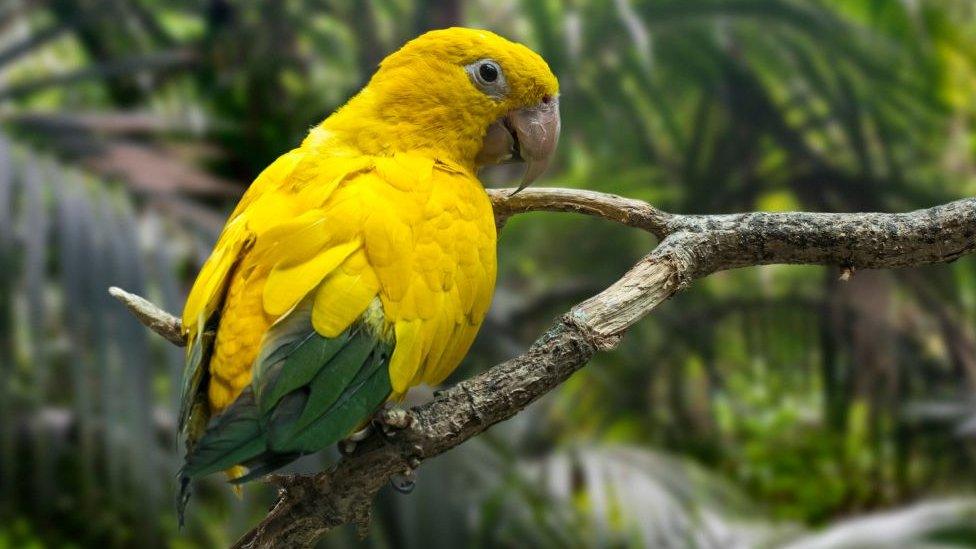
[177,28,558,502]
[188,152,496,410]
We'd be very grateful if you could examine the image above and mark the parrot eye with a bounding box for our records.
[465,59,508,99]
[479,63,498,82]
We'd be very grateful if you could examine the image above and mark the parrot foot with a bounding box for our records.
[339,425,373,455]
[374,406,414,437]
[338,407,414,454]
[390,468,416,494]
[389,444,424,494]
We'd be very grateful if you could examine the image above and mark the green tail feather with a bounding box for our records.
[180,302,393,483]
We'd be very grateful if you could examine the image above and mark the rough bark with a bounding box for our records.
[109,186,976,548]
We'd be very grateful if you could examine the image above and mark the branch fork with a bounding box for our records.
[110,187,976,548]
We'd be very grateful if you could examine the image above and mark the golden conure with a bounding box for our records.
[176,27,560,518]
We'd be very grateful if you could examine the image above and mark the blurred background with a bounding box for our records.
[1,0,976,547]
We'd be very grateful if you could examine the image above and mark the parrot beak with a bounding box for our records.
[475,95,561,195]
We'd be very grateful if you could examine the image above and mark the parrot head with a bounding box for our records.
[317,27,560,192]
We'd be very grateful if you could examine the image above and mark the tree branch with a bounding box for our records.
[109,187,976,548]
[108,287,184,347]
[488,187,673,237]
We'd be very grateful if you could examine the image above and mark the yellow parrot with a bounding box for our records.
[176,28,559,516]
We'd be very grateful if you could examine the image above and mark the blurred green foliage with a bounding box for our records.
[1,0,976,547]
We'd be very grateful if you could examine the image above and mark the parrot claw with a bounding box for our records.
[339,407,413,454]
[339,425,373,455]
[339,440,357,455]
[374,406,414,437]
[390,468,416,494]
[390,447,424,494]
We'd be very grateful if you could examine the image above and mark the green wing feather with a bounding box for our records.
[180,300,393,480]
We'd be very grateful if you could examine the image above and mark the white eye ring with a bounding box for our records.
[465,59,508,99]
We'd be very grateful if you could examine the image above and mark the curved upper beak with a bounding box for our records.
[475,95,561,195]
